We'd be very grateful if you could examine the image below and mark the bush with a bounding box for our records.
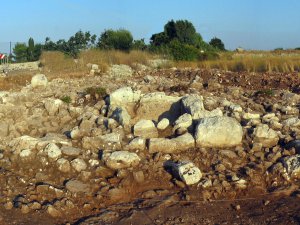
[97,29,133,51]
[168,40,200,61]
[61,96,72,104]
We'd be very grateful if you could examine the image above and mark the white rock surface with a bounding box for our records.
[71,158,87,172]
[44,143,62,160]
[253,124,279,148]
[104,151,141,169]
[157,118,170,130]
[134,119,158,138]
[149,133,195,153]
[195,116,243,148]
[31,74,48,88]
[177,162,202,185]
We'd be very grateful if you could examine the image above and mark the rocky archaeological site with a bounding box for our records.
[0,63,300,225]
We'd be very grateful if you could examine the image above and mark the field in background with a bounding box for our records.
[172,50,300,73]
[1,49,300,91]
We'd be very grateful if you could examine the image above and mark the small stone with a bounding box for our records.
[177,161,202,185]
[71,158,87,172]
[61,146,81,156]
[57,158,71,173]
[47,205,61,217]
[133,171,145,183]
[4,201,13,210]
[44,143,62,160]
[21,205,30,214]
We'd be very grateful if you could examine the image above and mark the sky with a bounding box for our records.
[1,0,300,53]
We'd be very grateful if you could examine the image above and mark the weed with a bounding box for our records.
[61,96,72,104]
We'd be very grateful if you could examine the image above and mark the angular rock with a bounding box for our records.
[126,137,145,151]
[195,116,243,148]
[281,155,300,178]
[157,118,169,130]
[31,74,48,88]
[44,143,62,160]
[149,133,195,154]
[56,158,71,173]
[136,92,181,123]
[65,180,90,193]
[61,146,81,156]
[253,124,279,148]
[108,64,133,78]
[173,113,193,132]
[71,158,87,172]
[110,107,131,127]
[177,162,202,185]
[109,87,141,107]
[104,151,140,169]
[134,119,158,138]
[181,95,205,119]
[82,133,122,151]
[44,98,63,116]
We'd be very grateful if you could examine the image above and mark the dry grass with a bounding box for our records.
[0,73,33,91]
[40,49,155,78]
[171,50,300,73]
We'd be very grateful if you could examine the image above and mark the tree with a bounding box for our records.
[13,43,28,62]
[150,32,169,46]
[132,39,147,50]
[27,37,35,61]
[97,29,133,51]
[209,37,226,51]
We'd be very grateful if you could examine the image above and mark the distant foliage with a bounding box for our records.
[209,37,226,51]
[150,19,219,61]
[132,39,147,50]
[44,31,97,58]
[97,29,133,51]
[13,37,42,62]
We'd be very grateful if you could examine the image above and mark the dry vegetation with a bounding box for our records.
[40,49,155,76]
[171,50,300,73]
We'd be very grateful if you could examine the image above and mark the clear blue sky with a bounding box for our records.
[1,0,300,51]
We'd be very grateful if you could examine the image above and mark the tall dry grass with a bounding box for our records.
[40,49,155,77]
[194,51,300,73]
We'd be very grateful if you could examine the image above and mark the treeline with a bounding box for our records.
[13,19,226,62]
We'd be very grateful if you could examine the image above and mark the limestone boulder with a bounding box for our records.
[281,155,300,179]
[31,74,48,88]
[134,119,158,138]
[149,133,195,154]
[104,151,140,169]
[195,116,243,148]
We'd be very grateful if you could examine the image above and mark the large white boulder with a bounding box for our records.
[109,87,141,107]
[31,74,48,88]
[195,116,243,148]
[44,98,63,116]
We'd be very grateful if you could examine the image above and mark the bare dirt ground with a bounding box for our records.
[0,67,300,225]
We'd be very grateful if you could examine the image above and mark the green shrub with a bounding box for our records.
[168,40,200,61]
[61,96,72,104]
[97,29,133,51]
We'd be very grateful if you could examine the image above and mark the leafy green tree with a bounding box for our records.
[13,43,28,62]
[132,39,147,50]
[97,29,133,51]
[168,39,200,61]
[150,32,169,46]
[209,37,226,51]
